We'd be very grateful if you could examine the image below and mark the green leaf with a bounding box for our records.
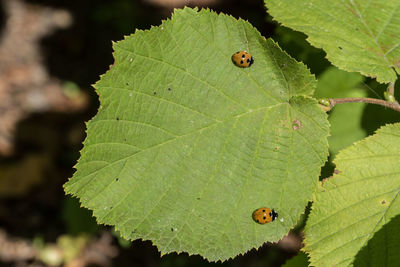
[62,196,99,235]
[266,0,400,83]
[64,7,329,261]
[353,214,400,266]
[304,123,400,266]
[272,25,330,76]
[314,67,367,157]
[283,252,309,267]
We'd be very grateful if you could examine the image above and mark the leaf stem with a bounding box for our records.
[387,82,395,96]
[384,82,396,103]
[328,97,400,112]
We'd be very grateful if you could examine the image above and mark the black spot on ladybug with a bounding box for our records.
[240,60,243,64]
[256,219,259,223]
[241,54,245,58]
[263,216,266,220]
[262,209,265,212]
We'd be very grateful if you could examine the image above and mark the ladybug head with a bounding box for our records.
[270,209,278,221]
[248,57,254,66]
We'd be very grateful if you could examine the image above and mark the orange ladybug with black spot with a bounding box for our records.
[252,207,278,224]
[232,51,254,68]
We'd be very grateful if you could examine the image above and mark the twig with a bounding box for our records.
[328,97,400,112]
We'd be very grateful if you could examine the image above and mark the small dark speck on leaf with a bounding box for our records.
[338,46,343,50]
[171,228,174,232]
[382,200,386,205]
[126,82,129,85]
[292,119,302,130]
[274,147,278,152]
[116,117,120,121]
[168,87,172,91]
[133,229,137,233]
[355,28,359,31]
[116,178,119,181]
[124,138,127,142]
[153,91,157,95]
[110,206,113,209]
[197,197,200,200]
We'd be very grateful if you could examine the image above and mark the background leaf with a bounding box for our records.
[283,251,309,267]
[314,67,367,158]
[304,123,400,266]
[266,0,400,83]
[271,24,330,77]
[353,214,400,266]
[64,8,329,261]
[62,196,99,235]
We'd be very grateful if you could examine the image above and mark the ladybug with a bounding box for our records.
[232,51,254,68]
[252,208,278,224]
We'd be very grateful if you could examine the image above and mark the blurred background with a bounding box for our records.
[0,0,398,266]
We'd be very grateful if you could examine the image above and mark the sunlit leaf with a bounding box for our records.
[304,123,400,266]
[65,8,329,261]
[266,0,400,83]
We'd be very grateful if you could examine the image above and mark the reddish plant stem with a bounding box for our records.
[329,97,400,112]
